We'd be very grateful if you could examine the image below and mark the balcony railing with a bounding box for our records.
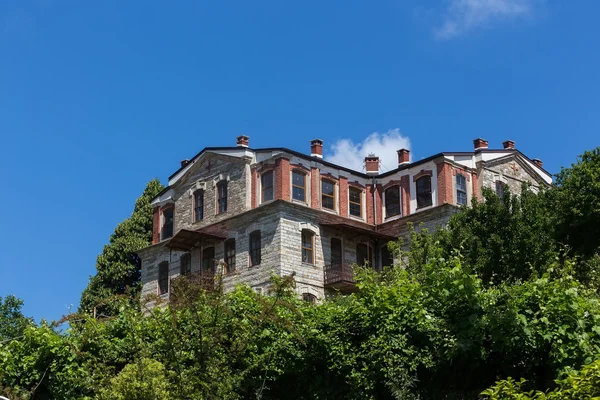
[171,270,215,292]
[324,262,356,291]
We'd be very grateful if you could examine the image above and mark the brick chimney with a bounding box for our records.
[310,139,323,158]
[365,155,379,175]
[237,135,249,147]
[532,158,543,168]
[502,140,515,150]
[180,159,190,168]
[397,149,410,165]
[473,138,489,151]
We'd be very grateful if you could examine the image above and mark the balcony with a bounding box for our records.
[324,262,357,292]
[171,270,215,292]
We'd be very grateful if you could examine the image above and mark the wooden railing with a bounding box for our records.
[324,262,355,287]
[172,270,215,291]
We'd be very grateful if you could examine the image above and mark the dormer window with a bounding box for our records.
[261,171,274,203]
[385,186,401,218]
[292,171,306,202]
[194,189,204,222]
[161,207,174,240]
[217,181,228,214]
[416,176,432,208]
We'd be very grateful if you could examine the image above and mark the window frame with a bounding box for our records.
[321,179,336,211]
[384,186,401,218]
[330,237,343,266]
[194,189,204,222]
[349,187,363,218]
[292,170,306,202]
[161,206,174,240]
[180,253,191,276]
[217,180,228,214]
[416,176,433,209]
[301,230,315,265]
[356,243,373,267]
[495,181,506,199]
[261,171,274,203]
[456,174,468,206]
[202,247,215,273]
[224,238,236,274]
[249,230,262,267]
[302,293,317,304]
[158,261,169,295]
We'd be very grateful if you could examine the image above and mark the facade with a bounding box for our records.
[137,136,552,305]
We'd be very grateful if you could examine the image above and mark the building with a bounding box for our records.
[137,136,552,304]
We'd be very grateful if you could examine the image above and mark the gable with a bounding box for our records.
[481,153,549,194]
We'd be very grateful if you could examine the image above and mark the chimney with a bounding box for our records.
[532,158,543,168]
[502,140,515,150]
[310,139,323,158]
[473,138,489,151]
[180,159,190,168]
[365,155,379,175]
[397,148,410,165]
[236,135,249,147]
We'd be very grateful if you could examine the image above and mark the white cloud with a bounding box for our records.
[435,0,533,39]
[325,129,411,173]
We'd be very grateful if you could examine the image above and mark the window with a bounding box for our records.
[180,253,191,275]
[292,171,306,202]
[456,174,467,206]
[385,186,401,218]
[322,180,335,210]
[161,207,174,240]
[416,176,432,208]
[356,243,373,267]
[261,171,274,203]
[302,293,317,304]
[349,188,362,217]
[217,181,228,214]
[194,190,204,222]
[302,230,315,264]
[224,239,236,273]
[381,245,393,269]
[249,231,261,266]
[331,238,342,266]
[495,181,506,199]
[202,247,215,273]
[158,262,169,295]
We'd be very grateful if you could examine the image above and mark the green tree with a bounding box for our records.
[549,146,600,258]
[79,179,164,316]
[0,295,32,342]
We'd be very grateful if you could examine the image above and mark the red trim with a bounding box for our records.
[413,170,433,182]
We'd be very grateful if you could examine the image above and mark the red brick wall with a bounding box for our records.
[152,206,160,244]
[251,167,258,208]
[275,158,291,201]
[311,167,320,209]
[437,163,453,205]
[472,172,480,201]
[339,176,348,217]
[400,175,411,217]
[366,184,374,224]
[375,184,383,224]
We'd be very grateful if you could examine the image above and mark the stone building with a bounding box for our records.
[137,136,552,304]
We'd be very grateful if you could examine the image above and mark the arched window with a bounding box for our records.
[158,262,169,295]
[224,239,236,273]
[301,230,315,264]
[194,189,204,222]
[321,179,336,210]
[385,186,401,218]
[180,253,191,275]
[302,293,317,304]
[495,181,506,199]
[261,171,274,203]
[292,171,306,202]
[349,188,362,217]
[217,181,228,214]
[456,174,467,206]
[161,207,174,240]
[249,231,261,267]
[416,176,432,208]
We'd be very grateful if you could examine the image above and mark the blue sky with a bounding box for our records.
[1,0,598,322]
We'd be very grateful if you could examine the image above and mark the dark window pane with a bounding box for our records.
[381,245,393,269]
[331,238,342,265]
[162,208,174,239]
[385,186,401,218]
[292,186,305,201]
[262,172,274,202]
[302,293,317,304]
[217,181,228,213]
[292,171,305,187]
[496,181,505,198]
[250,231,261,266]
[202,247,215,273]
[416,176,432,208]
[302,230,314,264]
[322,180,335,210]
[349,188,362,217]
[180,253,191,275]
[158,262,169,295]
[356,244,372,267]
[456,174,467,206]
[194,190,204,222]
[224,239,236,273]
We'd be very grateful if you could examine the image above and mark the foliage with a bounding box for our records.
[0,295,33,342]
[96,358,174,400]
[79,179,164,316]
[549,146,600,259]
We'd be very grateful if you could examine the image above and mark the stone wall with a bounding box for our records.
[480,156,542,196]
